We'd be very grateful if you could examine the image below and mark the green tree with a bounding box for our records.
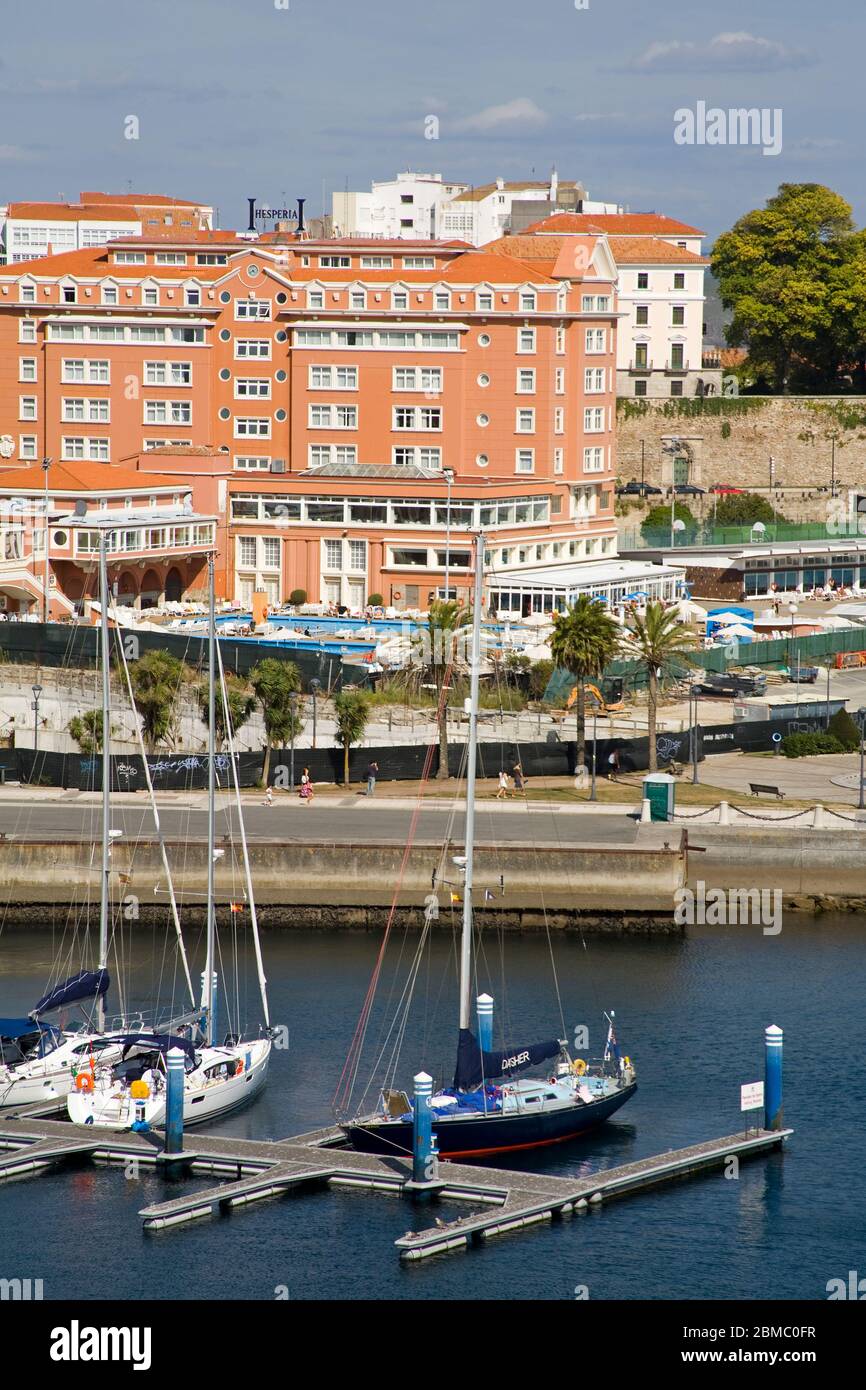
[333,689,372,786]
[622,603,698,772]
[426,598,471,780]
[196,671,255,751]
[127,650,188,751]
[713,492,784,527]
[549,596,621,770]
[640,502,698,544]
[249,657,303,784]
[712,183,858,393]
[67,709,106,754]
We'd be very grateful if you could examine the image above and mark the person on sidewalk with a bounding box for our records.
[299,768,314,805]
[365,760,379,796]
[496,769,510,800]
[607,748,620,782]
[512,762,525,794]
[263,786,274,807]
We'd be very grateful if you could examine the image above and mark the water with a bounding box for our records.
[1,919,863,1301]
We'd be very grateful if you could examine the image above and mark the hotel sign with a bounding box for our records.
[246,197,306,233]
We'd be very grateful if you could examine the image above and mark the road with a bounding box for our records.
[0,796,642,847]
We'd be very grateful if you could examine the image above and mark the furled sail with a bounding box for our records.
[31,969,110,1018]
[453,1028,560,1091]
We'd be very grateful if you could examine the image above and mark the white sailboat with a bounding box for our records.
[1,519,198,1108]
[68,550,272,1129]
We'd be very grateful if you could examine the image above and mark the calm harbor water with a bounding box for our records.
[1,917,863,1301]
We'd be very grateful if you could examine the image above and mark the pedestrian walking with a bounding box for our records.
[496,769,509,800]
[299,767,314,805]
[365,760,379,797]
[607,748,620,782]
[512,762,525,794]
[263,786,274,807]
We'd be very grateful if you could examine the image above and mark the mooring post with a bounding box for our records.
[764,1024,783,1131]
[412,1071,435,1184]
[165,1047,185,1155]
[476,993,494,1054]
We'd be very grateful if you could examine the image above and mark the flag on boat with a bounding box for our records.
[229,903,243,914]
[450,891,462,904]
[604,1017,621,1063]
[484,889,495,902]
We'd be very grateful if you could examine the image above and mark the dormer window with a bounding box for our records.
[101,283,118,305]
[519,289,537,311]
[391,285,409,311]
[185,284,201,307]
[476,286,494,312]
[433,287,451,311]
[61,283,76,304]
[142,283,158,306]
[306,285,325,310]
[349,287,366,310]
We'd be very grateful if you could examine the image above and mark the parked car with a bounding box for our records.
[616,481,663,496]
[673,484,706,496]
[787,665,819,684]
[692,671,768,698]
[709,485,746,495]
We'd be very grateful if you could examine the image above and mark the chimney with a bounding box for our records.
[496,177,504,191]
[549,166,559,203]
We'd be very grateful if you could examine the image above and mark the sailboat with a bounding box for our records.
[67,549,272,1129]
[342,531,637,1160]
[1,518,198,1109]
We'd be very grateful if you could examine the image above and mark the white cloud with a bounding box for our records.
[629,31,813,74]
[453,97,548,134]
[0,144,31,163]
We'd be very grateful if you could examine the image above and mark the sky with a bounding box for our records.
[0,0,862,243]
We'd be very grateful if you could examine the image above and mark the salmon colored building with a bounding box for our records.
[0,226,671,614]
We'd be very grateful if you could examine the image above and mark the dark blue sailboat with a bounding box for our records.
[344,532,637,1161]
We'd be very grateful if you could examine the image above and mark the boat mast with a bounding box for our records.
[204,552,216,1045]
[97,528,111,1032]
[458,530,484,1032]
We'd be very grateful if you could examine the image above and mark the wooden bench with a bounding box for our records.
[749,782,785,799]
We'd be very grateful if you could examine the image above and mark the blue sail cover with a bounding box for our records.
[31,970,110,1018]
[453,1028,560,1091]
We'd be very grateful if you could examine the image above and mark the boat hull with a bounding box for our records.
[345,1082,637,1160]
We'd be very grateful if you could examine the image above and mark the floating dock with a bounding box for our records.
[0,1111,791,1261]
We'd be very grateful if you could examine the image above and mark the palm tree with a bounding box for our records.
[127,649,188,751]
[426,598,470,779]
[249,657,302,785]
[196,671,255,751]
[622,602,698,771]
[67,709,106,755]
[333,689,372,786]
[549,596,621,771]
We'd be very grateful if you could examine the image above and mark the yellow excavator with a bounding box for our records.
[565,682,625,714]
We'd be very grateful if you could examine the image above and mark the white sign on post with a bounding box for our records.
[740,1081,764,1112]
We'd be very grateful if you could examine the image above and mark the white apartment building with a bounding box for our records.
[515,213,721,399]
[0,192,213,264]
[332,170,618,246]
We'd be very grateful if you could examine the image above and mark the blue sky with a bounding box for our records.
[0,0,861,242]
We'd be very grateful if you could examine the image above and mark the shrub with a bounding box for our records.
[781,732,845,757]
[289,588,307,606]
[827,707,861,751]
[367,592,384,606]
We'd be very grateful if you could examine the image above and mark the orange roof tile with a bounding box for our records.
[6,203,141,222]
[80,191,207,208]
[606,236,707,265]
[0,462,184,492]
[436,251,556,284]
[521,212,705,237]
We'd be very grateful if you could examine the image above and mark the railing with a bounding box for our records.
[620,520,866,550]
[628,358,652,373]
[664,358,689,373]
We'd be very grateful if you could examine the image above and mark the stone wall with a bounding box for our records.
[616,396,866,503]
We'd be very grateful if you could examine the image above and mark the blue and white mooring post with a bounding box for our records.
[412,1071,436,1184]
[477,993,494,1055]
[165,1047,185,1155]
[764,1024,783,1131]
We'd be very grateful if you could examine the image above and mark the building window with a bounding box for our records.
[18,396,37,420]
[672,305,685,326]
[185,286,201,306]
[391,289,409,310]
[519,290,536,311]
[635,305,649,326]
[143,287,158,306]
[516,408,535,433]
[235,340,271,359]
[554,407,564,434]
[584,367,605,393]
[403,256,434,269]
[433,290,450,311]
[673,272,685,290]
[349,290,366,310]
[516,368,535,393]
[515,449,534,474]
[238,536,257,568]
[556,324,565,353]
[584,447,604,472]
[555,368,565,394]
[101,285,118,305]
[637,272,649,289]
[553,448,564,475]
[517,328,536,354]
[634,380,647,397]
[18,358,37,382]
[585,328,604,353]
[324,539,342,569]
[19,319,37,342]
[583,407,604,432]
[235,418,271,437]
[476,290,494,311]
[307,289,325,310]
[348,539,366,570]
[319,255,350,268]
[235,379,271,398]
[236,299,271,320]
[234,456,271,471]
[670,343,685,369]
[670,380,684,397]
[262,537,281,570]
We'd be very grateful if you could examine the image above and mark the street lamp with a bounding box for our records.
[787,601,798,688]
[31,683,43,774]
[289,691,298,789]
[309,677,321,749]
[857,708,866,812]
[589,708,598,802]
[690,678,700,784]
[671,517,685,547]
[442,467,455,601]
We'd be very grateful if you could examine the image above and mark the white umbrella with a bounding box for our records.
[712,611,753,626]
[675,599,708,620]
[721,623,756,640]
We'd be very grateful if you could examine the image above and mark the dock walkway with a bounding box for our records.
[0,1112,791,1261]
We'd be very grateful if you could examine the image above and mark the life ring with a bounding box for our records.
[235,1059,244,1076]
[572,1058,587,1076]
[75,1072,94,1092]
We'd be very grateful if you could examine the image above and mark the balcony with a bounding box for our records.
[628,358,653,374]
[664,358,689,374]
